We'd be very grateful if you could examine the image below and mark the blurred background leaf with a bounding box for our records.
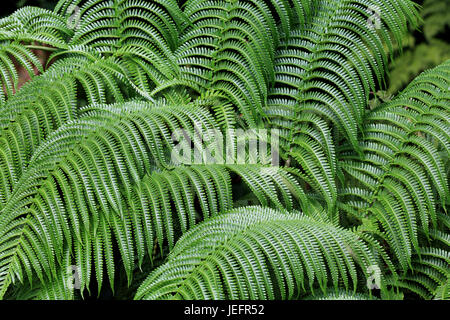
[387,0,450,94]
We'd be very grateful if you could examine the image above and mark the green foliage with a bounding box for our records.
[338,60,450,270]
[421,0,450,41]
[135,206,377,300]
[0,0,448,300]
[387,0,450,94]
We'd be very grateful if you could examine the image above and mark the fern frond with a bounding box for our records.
[0,6,71,100]
[154,0,287,127]
[0,53,135,208]
[135,206,376,300]
[0,0,447,301]
[339,60,450,270]
[0,99,306,297]
[266,0,419,150]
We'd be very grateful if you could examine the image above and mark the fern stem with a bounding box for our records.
[25,45,58,52]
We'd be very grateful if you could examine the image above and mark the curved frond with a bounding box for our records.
[135,206,376,300]
[338,61,450,270]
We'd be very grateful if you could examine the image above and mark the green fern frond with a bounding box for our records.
[339,60,450,270]
[0,0,447,301]
[0,54,137,209]
[385,247,449,299]
[0,6,71,100]
[135,206,376,300]
[304,290,377,300]
[266,0,419,149]
[0,98,308,297]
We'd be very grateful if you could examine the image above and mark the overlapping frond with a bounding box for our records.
[338,61,450,270]
[55,0,184,51]
[0,53,134,208]
[0,100,212,296]
[0,98,306,297]
[0,0,447,301]
[266,0,419,148]
[54,0,186,91]
[385,247,449,299]
[262,0,419,219]
[0,6,70,100]
[135,206,376,300]
[153,0,286,127]
[3,247,74,300]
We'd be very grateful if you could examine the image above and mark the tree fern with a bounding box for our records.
[0,0,448,300]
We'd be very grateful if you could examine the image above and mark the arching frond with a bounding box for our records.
[135,206,376,300]
[0,0,447,301]
[0,53,135,208]
[266,0,419,150]
[263,0,419,219]
[0,99,306,297]
[385,247,450,299]
[154,0,285,127]
[338,61,450,270]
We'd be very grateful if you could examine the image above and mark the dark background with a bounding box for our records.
[2,0,57,13]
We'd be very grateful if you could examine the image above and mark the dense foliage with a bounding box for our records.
[0,0,448,300]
